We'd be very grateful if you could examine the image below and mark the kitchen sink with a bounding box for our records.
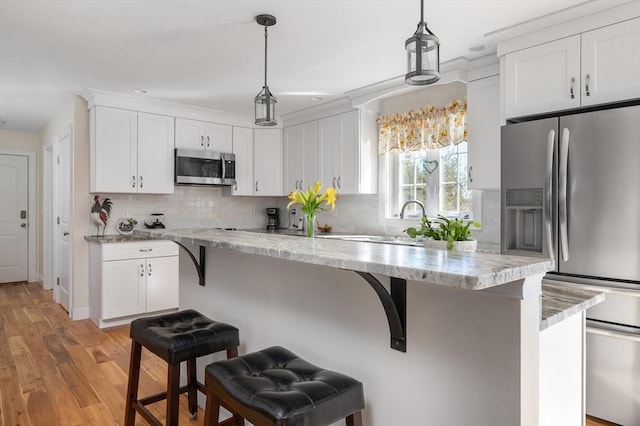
[315,234,422,246]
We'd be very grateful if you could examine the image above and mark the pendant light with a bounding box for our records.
[405,0,440,85]
[255,14,277,126]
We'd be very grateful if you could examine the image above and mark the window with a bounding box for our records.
[386,142,473,220]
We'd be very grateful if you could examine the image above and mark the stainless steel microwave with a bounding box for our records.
[174,149,236,186]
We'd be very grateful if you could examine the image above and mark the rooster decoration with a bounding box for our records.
[91,195,112,236]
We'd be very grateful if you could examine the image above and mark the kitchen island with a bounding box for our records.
[135,228,598,426]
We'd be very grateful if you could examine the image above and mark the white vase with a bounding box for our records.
[423,239,477,252]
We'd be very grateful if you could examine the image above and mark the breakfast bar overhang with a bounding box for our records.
[136,228,590,426]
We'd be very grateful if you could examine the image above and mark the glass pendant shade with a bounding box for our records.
[405,1,440,86]
[255,86,277,126]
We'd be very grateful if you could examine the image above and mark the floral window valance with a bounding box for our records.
[376,98,467,154]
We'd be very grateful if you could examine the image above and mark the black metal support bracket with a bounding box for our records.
[354,272,407,352]
[174,242,206,286]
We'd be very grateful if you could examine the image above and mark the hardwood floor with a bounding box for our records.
[0,281,206,426]
[0,281,621,426]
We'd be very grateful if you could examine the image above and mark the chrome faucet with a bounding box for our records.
[399,200,426,219]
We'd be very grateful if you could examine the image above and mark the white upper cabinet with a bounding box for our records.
[284,121,318,192]
[581,18,640,107]
[504,18,640,118]
[467,75,501,190]
[90,106,174,194]
[505,36,581,118]
[318,110,377,195]
[253,128,283,196]
[175,118,232,152]
[230,127,254,196]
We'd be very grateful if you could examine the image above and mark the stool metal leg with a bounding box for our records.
[187,358,198,419]
[166,363,181,426]
[346,411,363,426]
[124,340,142,426]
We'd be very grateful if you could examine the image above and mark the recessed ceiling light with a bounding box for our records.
[311,96,324,101]
[132,89,148,94]
[469,44,486,53]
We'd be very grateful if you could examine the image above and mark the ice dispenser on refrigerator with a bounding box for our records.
[503,188,543,253]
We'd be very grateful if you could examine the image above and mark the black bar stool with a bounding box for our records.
[124,309,240,426]
[203,346,365,426]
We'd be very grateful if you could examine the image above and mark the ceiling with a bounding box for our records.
[0,0,622,132]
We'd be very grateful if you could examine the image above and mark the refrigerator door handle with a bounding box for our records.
[559,128,570,262]
[545,129,555,260]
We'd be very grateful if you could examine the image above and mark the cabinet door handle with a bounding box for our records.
[132,175,136,188]
[148,263,152,276]
[468,166,473,183]
[206,136,210,147]
[585,74,591,97]
[63,231,69,236]
[299,180,303,190]
[139,248,153,252]
[337,176,341,188]
[255,181,259,192]
[234,182,238,191]
[570,77,575,99]
[332,177,336,188]
[140,264,144,277]
[139,175,143,188]
[201,135,204,147]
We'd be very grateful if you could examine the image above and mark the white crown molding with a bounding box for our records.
[81,89,262,128]
[281,97,354,127]
[491,0,640,56]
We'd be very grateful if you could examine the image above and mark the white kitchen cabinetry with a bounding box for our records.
[253,128,283,196]
[89,240,179,328]
[284,121,318,192]
[504,36,581,118]
[504,18,640,118]
[230,127,254,196]
[90,106,174,194]
[581,18,640,107]
[175,118,233,152]
[318,110,377,195]
[467,75,501,190]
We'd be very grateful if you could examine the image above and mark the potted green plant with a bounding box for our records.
[405,214,481,252]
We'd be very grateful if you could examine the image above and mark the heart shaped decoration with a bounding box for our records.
[424,160,439,175]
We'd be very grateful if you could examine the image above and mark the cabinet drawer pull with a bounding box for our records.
[585,74,591,97]
[570,77,575,99]
[139,248,153,252]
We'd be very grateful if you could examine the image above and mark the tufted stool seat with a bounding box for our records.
[124,309,240,426]
[203,346,364,426]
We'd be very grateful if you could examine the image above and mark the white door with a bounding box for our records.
[205,122,233,152]
[232,127,254,196]
[284,125,304,191]
[102,259,146,319]
[253,129,283,196]
[56,133,72,312]
[175,118,206,150]
[335,110,359,194]
[145,256,179,313]
[0,154,28,283]
[137,112,175,194]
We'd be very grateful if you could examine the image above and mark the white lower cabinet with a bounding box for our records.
[89,240,179,328]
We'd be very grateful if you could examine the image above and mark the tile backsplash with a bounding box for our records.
[93,187,500,246]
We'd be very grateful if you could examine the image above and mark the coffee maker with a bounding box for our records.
[266,208,280,230]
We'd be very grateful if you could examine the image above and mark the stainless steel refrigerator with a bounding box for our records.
[501,104,640,425]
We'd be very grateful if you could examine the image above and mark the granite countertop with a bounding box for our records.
[540,281,605,330]
[134,228,553,291]
[84,234,154,243]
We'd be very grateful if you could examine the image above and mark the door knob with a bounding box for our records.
[21,223,27,228]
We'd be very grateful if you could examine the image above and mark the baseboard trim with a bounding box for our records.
[72,306,90,320]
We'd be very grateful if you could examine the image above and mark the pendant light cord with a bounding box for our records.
[264,26,268,89]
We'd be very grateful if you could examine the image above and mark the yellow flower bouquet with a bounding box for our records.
[287,182,338,237]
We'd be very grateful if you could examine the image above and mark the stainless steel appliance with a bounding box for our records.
[174,149,236,186]
[266,207,280,230]
[501,104,640,425]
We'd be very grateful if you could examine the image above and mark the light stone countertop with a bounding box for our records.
[84,234,154,243]
[540,282,605,330]
[134,228,554,291]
